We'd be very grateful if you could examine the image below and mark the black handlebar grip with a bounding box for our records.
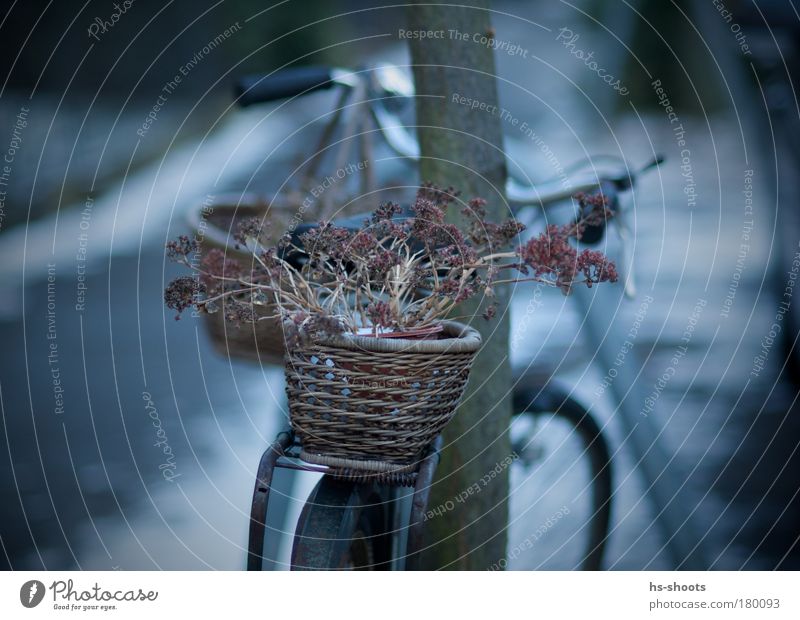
[579,180,618,246]
[235,66,336,107]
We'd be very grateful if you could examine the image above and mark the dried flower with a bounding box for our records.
[224,298,257,323]
[518,192,617,293]
[371,201,402,223]
[366,301,394,329]
[300,221,353,262]
[519,224,578,291]
[234,216,271,247]
[286,313,346,347]
[367,248,402,277]
[164,182,618,335]
[411,196,446,240]
[577,249,618,286]
[164,276,205,319]
[417,182,460,207]
[166,235,198,262]
[200,249,241,293]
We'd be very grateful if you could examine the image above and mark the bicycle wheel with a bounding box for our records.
[290,477,392,570]
[512,384,613,570]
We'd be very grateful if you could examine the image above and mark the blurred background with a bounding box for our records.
[1,0,799,570]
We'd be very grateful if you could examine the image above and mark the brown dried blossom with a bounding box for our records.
[166,235,198,262]
[164,276,205,319]
[234,216,271,247]
[164,184,618,336]
[200,248,241,293]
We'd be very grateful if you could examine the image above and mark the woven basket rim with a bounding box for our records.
[301,320,482,354]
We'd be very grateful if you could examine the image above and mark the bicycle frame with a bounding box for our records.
[247,431,442,571]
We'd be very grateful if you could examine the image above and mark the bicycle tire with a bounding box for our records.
[290,477,392,570]
[512,384,613,571]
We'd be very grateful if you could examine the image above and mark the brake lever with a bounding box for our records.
[615,215,637,299]
[611,154,663,299]
[577,155,663,299]
[608,154,664,191]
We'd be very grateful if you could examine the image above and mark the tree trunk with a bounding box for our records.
[407,1,511,570]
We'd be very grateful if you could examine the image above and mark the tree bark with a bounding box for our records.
[407,1,511,570]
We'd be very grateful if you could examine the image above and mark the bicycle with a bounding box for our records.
[229,65,659,570]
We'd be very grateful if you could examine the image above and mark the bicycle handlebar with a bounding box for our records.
[235,66,356,107]
[234,65,660,206]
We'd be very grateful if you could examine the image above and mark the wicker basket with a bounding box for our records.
[284,321,482,472]
[185,193,286,364]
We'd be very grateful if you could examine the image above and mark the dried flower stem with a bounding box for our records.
[164,187,618,337]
